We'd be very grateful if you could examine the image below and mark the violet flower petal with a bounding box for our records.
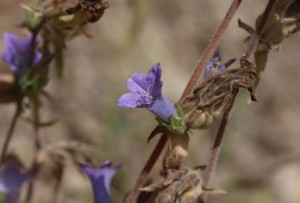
[204,51,235,78]
[80,161,123,203]
[2,33,42,77]
[0,163,30,203]
[118,63,177,122]
[146,94,178,122]
[148,63,162,96]
[118,92,142,108]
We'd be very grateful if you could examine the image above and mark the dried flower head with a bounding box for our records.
[66,0,110,23]
[179,56,257,129]
[139,167,225,203]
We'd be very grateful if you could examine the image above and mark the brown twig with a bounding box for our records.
[180,0,243,101]
[32,96,42,151]
[124,132,168,203]
[0,97,22,163]
[24,94,42,203]
[124,1,243,202]
[199,1,277,202]
[24,18,45,203]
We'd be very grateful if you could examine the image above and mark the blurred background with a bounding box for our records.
[1,0,300,203]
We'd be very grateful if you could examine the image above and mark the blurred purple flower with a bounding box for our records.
[2,33,42,77]
[204,52,235,78]
[118,63,178,122]
[0,163,30,203]
[80,161,123,203]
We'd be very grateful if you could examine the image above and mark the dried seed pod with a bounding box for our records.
[179,57,257,129]
[139,167,225,203]
[66,0,110,23]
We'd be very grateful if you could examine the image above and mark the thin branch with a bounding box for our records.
[0,97,22,163]
[124,133,168,203]
[244,0,277,59]
[180,0,243,101]
[199,1,277,202]
[32,96,42,151]
[125,1,243,202]
[199,90,238,203]
[24,18,45,203]
[24,96,42,203]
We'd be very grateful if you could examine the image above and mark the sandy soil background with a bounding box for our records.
[1,0,300,203]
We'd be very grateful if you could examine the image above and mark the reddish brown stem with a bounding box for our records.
[24,19,45,203]
[124,133,168,203]
[0,98,22,163]
[180,0,243,101]
[199,1,277,202]
[199,89,238,203]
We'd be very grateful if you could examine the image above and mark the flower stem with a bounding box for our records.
[24,19,45,203]
[198,89,238,203]
[24,96,42,203]
[124,132,168,203]
[32,96,42,151]
[180,0,243,101]
[0,97,22,163]
[199,1,277,202]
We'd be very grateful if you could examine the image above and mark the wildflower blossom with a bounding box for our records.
[118,63,178,122]
[204,52,235,78]
[80,161,123,203]
[0,163,30,203]
[2,33,42,78]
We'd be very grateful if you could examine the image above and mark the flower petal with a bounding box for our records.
[1,164,30,191]
[118,92,142,108]
[126,73,149,93]
[2,33,42,78]
[80,162,123,203]
[3,33,22,54]
[2,51,13,65]
[148,63,162,96]
[204,52,235,78]
[96,161,123,193]
[147,93,178,121]
[33,52,42,66]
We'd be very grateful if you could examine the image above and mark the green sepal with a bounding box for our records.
[156,107,187,135]
[18,68,49,96]
[25,10,42,31]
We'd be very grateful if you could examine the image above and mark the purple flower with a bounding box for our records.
[118,63,178,122]
[204,52,236,78]
[0,163,30,203]
[80,161,123,203]
[2,33,42,77]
